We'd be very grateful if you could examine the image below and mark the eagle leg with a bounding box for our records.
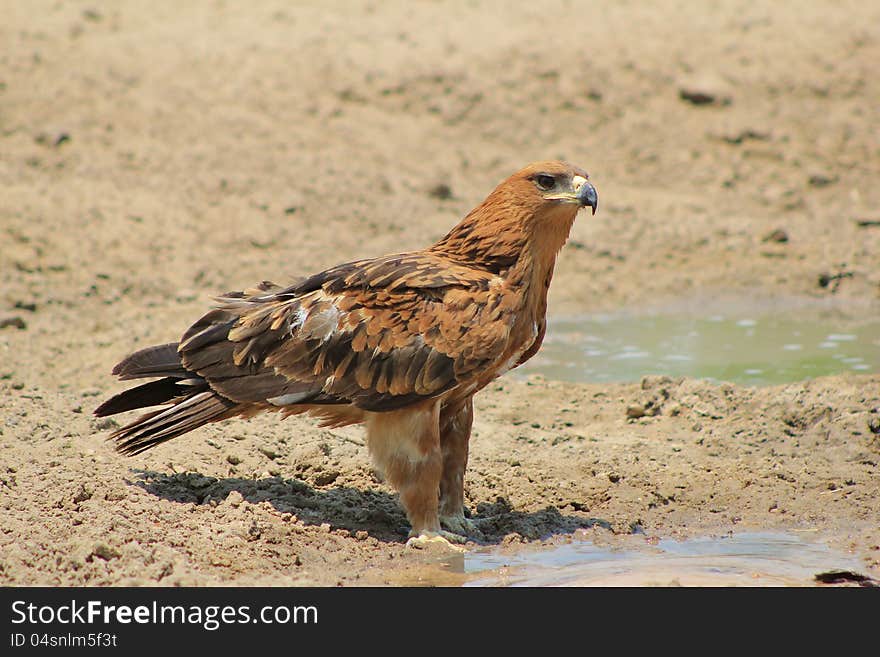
[438,396,481,538]
[365,399,466,549]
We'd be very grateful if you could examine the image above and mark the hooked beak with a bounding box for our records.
[573,176,598,215]
[546,175,598,215]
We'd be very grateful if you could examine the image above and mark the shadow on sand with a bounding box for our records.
[129,469,608,545]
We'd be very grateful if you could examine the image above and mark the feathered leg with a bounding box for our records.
[439,396,477,536]
[365,400,465,549]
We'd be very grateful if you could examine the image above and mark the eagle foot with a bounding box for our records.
[440,512,482,539]
[405,529,467,552]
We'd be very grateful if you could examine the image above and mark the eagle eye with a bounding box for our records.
[534,174,556,191]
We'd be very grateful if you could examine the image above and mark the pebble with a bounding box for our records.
[225,490,244,507]
[808,173,837,188]
[72,484,93,504]
[313,469,340,486]
[626,404,647,419]
[35,130,71,147]
[0,316,27,330]
[762,228,789,243]
[90,543,120,561]
[428,182,453,200]
[679,88,716,105]
[665,403,683,417]
[720,129,769,144]
[678,79,732,106]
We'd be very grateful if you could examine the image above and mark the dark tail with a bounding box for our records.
[94,343,239,455]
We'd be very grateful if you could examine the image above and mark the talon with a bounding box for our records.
[440,513,481,538]
[406,530,467,552]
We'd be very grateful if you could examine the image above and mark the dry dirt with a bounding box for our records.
[1,1,879,586]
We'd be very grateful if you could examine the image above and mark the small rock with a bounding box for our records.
[808,173,837,188]
[626,404,647,419]
[665,402,682,417]
[0,316,26,330]
[720,129,769,144]
[868,417,880,435]
[817,270,853,291]
[13,301,37,312]
[355,530,369,541]
[762,228,789,243]
[313,469,340,486]
[35,130,71,147]
[693,406,723,420]
[72,484,93,504]
[679,88,716,105]
[90,543,120,561]
[814,570,873,585]
[641,375,673,390]
[93,417,118,430]
[247,520,262,540]
[226,454,242,465]
[104,486,127,501]
[678,78,732,106]
[428,182,453,200]
[608,473,621,483]
[225,490,244,507]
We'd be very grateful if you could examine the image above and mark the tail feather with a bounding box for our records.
[110,391,239,456]
[96,341,240,455]
[112,343,187,380]
[94,377,191,417]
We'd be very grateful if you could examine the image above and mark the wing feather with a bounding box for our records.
[176,252,518,412]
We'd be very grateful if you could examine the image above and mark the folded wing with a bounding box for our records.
[177,252,516,413]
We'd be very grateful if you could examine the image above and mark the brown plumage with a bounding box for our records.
[95,160,598,547]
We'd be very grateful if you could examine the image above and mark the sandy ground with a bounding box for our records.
[1,0,879,586]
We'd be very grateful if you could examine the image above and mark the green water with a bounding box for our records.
[517,313,880,386]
